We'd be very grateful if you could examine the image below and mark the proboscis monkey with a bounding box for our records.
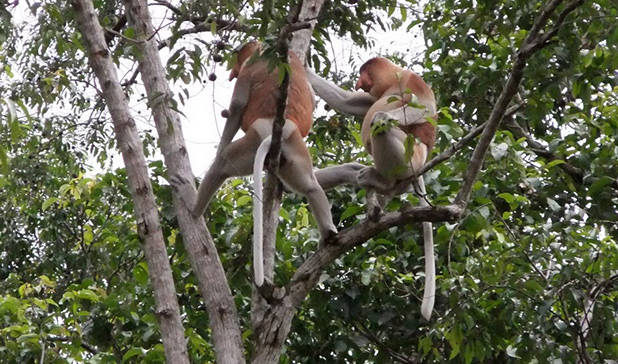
[192,42,339,287]
[307,57,437,320]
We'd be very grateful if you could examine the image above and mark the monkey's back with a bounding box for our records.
[241,54,313,137]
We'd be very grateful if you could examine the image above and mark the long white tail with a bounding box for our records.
[417,175,435,320]
[252,135,272,287]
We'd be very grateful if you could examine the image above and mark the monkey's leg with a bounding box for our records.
[193,128,262,216]
[278,129,337,243]
[357,166,393,193]
[314,162,366,190]
[370,127,412,180]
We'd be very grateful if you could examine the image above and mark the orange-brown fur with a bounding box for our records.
[357,57,436,152]
[231,43,314,137]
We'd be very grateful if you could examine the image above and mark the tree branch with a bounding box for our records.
[122,1,245,362]
[287,204,463,305]
[72,1,189,362]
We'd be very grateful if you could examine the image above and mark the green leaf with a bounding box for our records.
[361,270,371,286]
[39,275,56,288]
[133,262,149,285]
[75,289,100,302]
[1,98,17,123]
[524,279,543,293]
[122,347,144,362]
[0,146,7,175]
[340,205,363,220]
[237,195,252,207]
[498,193,515,204]
[387,95,400,104]
[277,63,291,85]
[298,206,309,227]
[546,198,560,212]
[546,159,565,168]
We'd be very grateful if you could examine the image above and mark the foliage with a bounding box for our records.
[0,0,616,363]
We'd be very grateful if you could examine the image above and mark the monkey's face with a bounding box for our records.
[355,70,373,93]
[229,42,260,80]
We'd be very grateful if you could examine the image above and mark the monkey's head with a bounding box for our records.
[229,41,261,80]
[355,57,398,98]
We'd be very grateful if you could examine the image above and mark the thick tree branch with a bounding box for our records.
[455,0,584,207]
[287,204,463,305]
[418,104,522,177]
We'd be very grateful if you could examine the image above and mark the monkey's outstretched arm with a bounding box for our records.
[307,69,375,117]
[192,75,251,217]
[217,75,251,156]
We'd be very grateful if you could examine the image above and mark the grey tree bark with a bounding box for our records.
[72,1,189,363]
[122,0,245,362]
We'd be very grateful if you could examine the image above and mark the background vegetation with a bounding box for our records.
[0,0,616,362]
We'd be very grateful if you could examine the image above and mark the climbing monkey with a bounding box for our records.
[193,42,339,287]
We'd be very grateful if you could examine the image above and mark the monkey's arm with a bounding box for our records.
[370,107,429,127]
[371,94,435,127]
[192,75,251,217]
[216,75,251,155]
[307,69,375,117]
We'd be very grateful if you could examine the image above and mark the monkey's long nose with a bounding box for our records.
[229,70,238,81]
[355,79,363,90]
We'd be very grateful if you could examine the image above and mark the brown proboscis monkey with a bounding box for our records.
[307,57,437,320]
[193,42,339,287]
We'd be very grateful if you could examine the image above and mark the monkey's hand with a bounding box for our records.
[372,106,428,128]
[358,166,394,194]
[366,189,383,221]
[168,173,199,214]
[306,68,375,117]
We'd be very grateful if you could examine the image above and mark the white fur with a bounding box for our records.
[251,119,299,287]
[252,135,271,287]
[417,175,435,320]
[307,69,375,117]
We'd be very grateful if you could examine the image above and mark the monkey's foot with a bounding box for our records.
[319,229,338,248]
[366,190,383,221]
[358,167,393,194]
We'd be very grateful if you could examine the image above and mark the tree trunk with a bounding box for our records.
[122,0,245,362]
[72,1,189,363]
